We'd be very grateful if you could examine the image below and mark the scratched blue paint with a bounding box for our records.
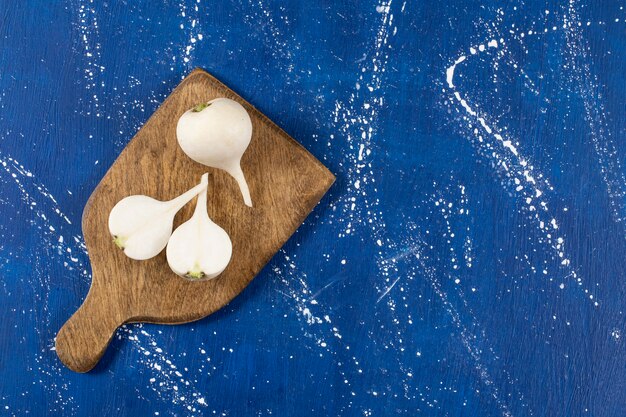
[0,0,625,416]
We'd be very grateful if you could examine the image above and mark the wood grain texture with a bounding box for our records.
[55,69,335,373]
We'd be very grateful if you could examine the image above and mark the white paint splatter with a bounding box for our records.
[444,24,598,305]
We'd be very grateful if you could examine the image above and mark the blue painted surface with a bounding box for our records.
[0,0,625,416]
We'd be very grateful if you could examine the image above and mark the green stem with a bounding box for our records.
[113,236,126,249]
[186,266,205,280]
[192,102,210,112]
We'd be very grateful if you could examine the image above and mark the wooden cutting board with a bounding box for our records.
[56,69,335,373]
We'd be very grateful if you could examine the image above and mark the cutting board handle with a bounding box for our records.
[56,289,124,373]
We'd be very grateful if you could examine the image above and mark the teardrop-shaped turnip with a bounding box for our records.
[176,98,253,207]
[166,180,232,280]
[108,174,209,260]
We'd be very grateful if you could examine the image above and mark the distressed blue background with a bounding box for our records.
[0,0,625,416]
